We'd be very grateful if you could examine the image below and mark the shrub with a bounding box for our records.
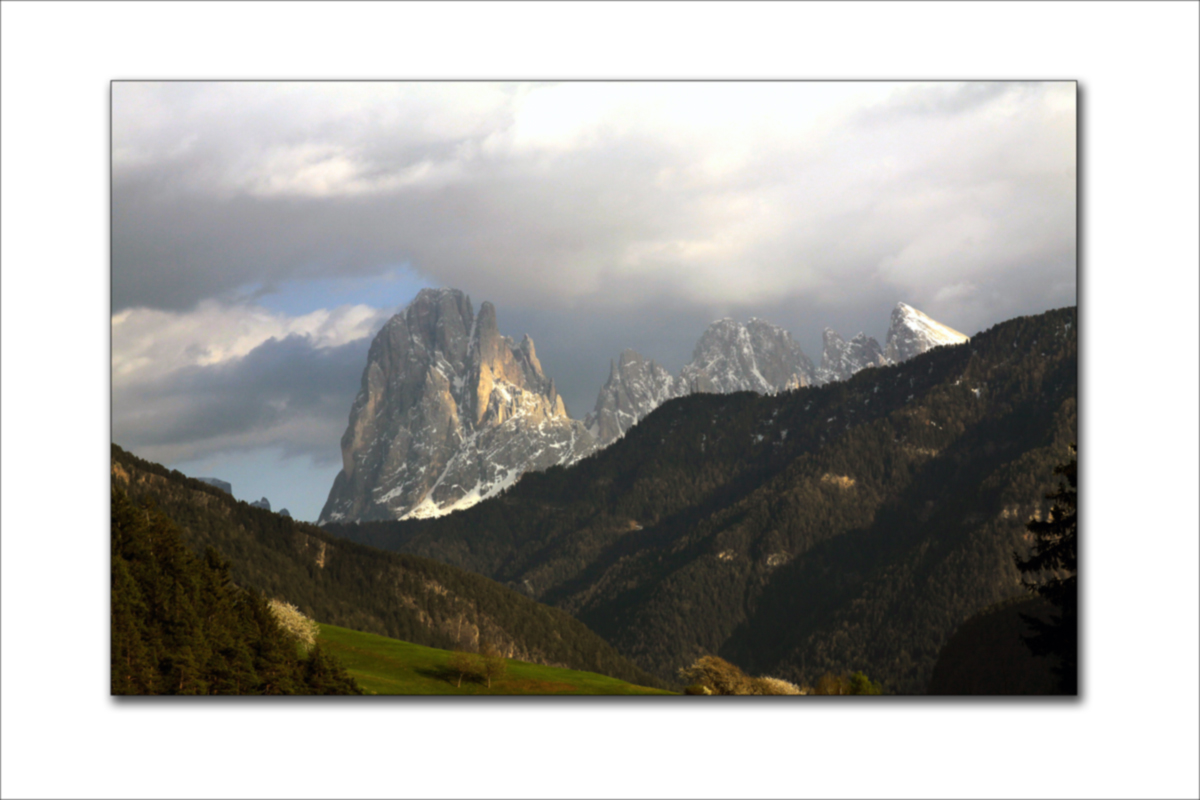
[849,671,883,695]
[448,650,482,687]
[678,655,755,695]
[814,673,851,695]
[479,643,508,688]
[812,671,884,695]
[752,676,802,695]
[267,599,321,651]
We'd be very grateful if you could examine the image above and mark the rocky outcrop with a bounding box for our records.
[196,477,232,495]
[884,302,969,364]
[323,293,969,523]
[319,288,596,523]
[815,328,887,384]
[585,350,679,446]
[250,497,271,511]
[679,318,815,395]
[586,306,967,442]
[585,319,817,446]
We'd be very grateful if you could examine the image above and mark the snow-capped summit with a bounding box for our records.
[679,318,815,395]
[884,302,969,364]
[319,288,596,524]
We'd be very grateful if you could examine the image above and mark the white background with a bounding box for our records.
[2,2,1197,798]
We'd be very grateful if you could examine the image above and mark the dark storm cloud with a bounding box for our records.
[112,81,1076,465]
[112,136,698,312]
[114,334,369,465]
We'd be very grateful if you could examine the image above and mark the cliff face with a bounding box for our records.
[585,350,679,446]
[319,289,594,523]
[679,318,815,395]
[322,293,970,522]
[884,302,970,364]
[816,328,887,384]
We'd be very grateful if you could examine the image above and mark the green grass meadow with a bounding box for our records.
[317,623,675,696]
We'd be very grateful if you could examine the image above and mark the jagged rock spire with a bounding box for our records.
[320,288,595,523]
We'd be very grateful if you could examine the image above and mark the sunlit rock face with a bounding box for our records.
[884,302,969,364]
[319,289,595,523]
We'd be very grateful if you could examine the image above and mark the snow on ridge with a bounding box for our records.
[894,302,969,345]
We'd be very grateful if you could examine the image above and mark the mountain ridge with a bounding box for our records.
[322,292,972,521]
[112,443,667,689]
[324,306,1075,692]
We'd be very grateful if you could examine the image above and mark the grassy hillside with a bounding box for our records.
[316,623,674,695]
[326,307,1077,693]
[112,446,666,690]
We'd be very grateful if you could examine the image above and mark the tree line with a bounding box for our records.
[111,484,361,695]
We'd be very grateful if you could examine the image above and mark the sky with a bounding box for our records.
[111,81,1077,520]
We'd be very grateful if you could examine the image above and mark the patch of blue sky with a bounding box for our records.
[169,446,341,523]
[246,264,435,317]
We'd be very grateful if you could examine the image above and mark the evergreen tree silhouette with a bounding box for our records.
[1015,445,1077,693]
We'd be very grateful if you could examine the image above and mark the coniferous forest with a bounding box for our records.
[111,445,665,690]
[111,484,361,695]
[111,306,1075,695]
[326,307,1078,693]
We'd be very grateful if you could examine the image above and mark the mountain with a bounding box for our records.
[197,477,231,494]
[319,288,595,523]
[583,305,963,448]
[250,497,271,511]
[679,318,815,394]
[815,328,887,384]
[112,444,665,689]
[884,301,970,363]
[585,318,817,447]
[585,350,680,446]
[321,293,966,522]
[324,307,1077,693]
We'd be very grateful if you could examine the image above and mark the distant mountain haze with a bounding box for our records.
[321,289,969,522]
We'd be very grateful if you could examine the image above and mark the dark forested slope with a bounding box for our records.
[112,484,361,695]
[325,307,1077,693]
[111,446,664,689]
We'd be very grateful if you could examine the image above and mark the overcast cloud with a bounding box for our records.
[111,81,1076,519]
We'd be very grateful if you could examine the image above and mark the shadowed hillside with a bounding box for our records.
[926,595,1061,694]
[112,445,665,690]
[326,308,1077,693]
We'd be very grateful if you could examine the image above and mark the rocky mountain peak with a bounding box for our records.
[884,302,969,364]
[585,348,679,445]
[320,289,594,524]
[816,327,887,385]
[680,317,814,395]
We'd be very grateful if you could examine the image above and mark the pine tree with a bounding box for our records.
[301,645,364,695]
[111,484,362,695]
[1014,445,1077,693]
